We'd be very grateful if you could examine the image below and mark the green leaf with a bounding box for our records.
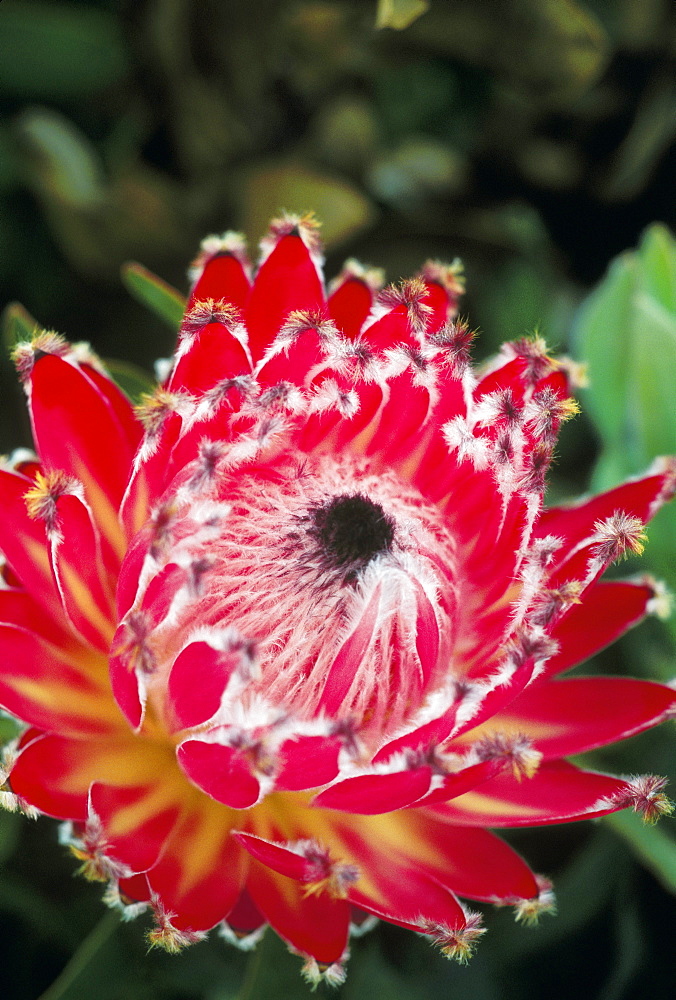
[15,108,105,209]
[574,252,637,449]
[0,810,21,866]
[0,710,22,747]
[492,827,625,962]
[121,262,186,331]
[34,912,123,1000]
[575,224,676,465]
[372,62,460,141]
[400,0,608,96]
[575,223,676,645]
[637,223,676,311]
[0,123,19,192]
[605,810,676,894]
[597,881,645,1000]
[599,73,676,202]
[342,939,435,1000]
[1,301,40,351]
[0,1,130,99]
[0,868,78,949]
[376,0,430,31]
[629,288,676,460]
[15,109,188,280]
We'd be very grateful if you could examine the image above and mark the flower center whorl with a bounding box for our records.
[135,452,458,747]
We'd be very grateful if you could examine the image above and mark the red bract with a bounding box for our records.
[2,215,675,984]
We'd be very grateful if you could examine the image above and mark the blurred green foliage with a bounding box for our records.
[575,224,676,648]
[120,261,186,330]
[1,1,675,998]
[576,226,676,485]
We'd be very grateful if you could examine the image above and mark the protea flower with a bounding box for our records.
[2,214,675,985]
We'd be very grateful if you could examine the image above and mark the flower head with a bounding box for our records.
[2,214,675,980]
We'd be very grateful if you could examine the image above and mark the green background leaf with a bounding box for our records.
[120,263,186,332]
[0,1,130,99]
[574,224,676,650]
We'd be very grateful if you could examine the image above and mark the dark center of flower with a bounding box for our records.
[309,493,395,576]
[155,458,456,741]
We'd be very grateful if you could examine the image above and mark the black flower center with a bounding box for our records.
[310,493,395,577]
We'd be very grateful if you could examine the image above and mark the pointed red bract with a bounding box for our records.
[247,859,350,966]
[189,250,251,313]
[168,640,241,730]
[0,588,74,647]
[177,739,261,808]
[536,465,675,555]
[334,819,468,934]
[89,781,183,873]
[43,492,116,652]
[274,734,343,791]
[328,274,374,340]
[168,321,251,394]
[0,468,67,621]
[399,812,539,903]
[458,676,676,760]
[544,578,661,677]
[79,362,143,460]
[8,731,174,820]
[313,768,434,814]
[245,232,325,363]
[28,353,137,518]
[435,761,632,826]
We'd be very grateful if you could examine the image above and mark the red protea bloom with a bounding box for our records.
[2,214,675,984]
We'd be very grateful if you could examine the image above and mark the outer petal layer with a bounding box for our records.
[544,578,661,677]
[28,354,136,542]
[474,676,676,759]
[9,732,178,820]
[145,797,247,932]
[0,468,64,621]
[0,625,118,737]
[432,761,632,827]
[246,860,350,965]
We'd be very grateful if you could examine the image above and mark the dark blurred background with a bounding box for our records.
[0,2,675,998]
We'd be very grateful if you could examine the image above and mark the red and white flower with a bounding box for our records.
[2,214,675,984]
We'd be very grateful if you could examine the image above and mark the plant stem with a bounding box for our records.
[37,911,120,1000]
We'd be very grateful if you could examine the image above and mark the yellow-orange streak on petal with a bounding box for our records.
[72,463,128,562]
[451,718,563,748]
[168,796,242,900]
[480,582,522,619]
[102,769,189,840]
[390,428,437,484]
[55,736,181,794]
[24,535,116,648]
[9,675,122,732]
[247,796,451,906]
[438,789,544,820]
[126,475,152,539]
[24,536,57,590]
[58,561,116,644]
[451,582,522,672]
